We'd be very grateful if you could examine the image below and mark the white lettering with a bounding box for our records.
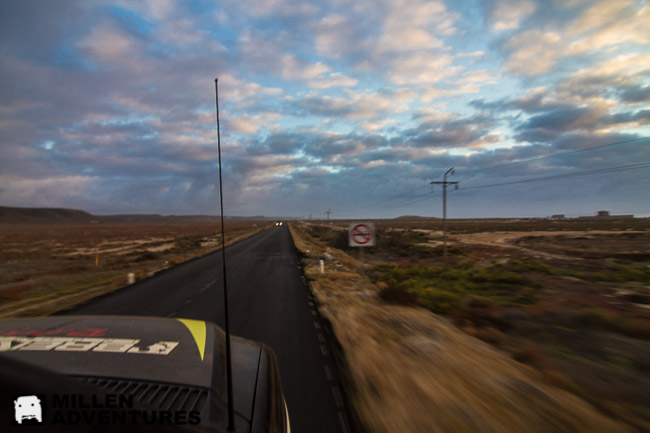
[0,336,179,355]
[93,339,139,353]
[18,337,66,351]
[54,338,103,352]
[0,336,30,351]
[127,341,179,355]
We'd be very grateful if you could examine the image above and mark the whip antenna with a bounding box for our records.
[215,78,235,431]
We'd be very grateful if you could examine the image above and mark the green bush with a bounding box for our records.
[417,288,461,314]
[371,261,541,315]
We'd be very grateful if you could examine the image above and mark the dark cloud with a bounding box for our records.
[605,109,650,125]
[619,85,650,103]
[291,96,354,118]
[403,115,496,149]
[0,1,91,63]
[519,106,599,133]
[1,1,648,218]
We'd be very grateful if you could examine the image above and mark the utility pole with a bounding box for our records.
[431,168,459,258]
[325,208,332,224]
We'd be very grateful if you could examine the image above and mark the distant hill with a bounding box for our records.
[0,206,95,224]
[0,206,287,224]
[98,214,220,223]
[394,215,439,220]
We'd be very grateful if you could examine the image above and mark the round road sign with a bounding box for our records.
[350,223,374,246]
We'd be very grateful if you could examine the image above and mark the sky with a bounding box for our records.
[1,0,649,219]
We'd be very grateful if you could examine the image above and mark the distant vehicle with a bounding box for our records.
[0,315,290,432]
[275,221,283,227]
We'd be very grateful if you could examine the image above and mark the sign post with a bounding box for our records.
[349,222,376,248]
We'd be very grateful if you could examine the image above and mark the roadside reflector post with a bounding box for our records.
[320,260,325,274]
[127,273,135,284]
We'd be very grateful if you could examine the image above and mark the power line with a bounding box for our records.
[371,163,648,214]
[336,184,431,213]
[457,136,649,177]
[431,168,458,257]
[457,162,650,192]
[322,139,649,218]
[376,193,438,211]
[348,137,649,214]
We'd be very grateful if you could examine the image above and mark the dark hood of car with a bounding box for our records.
[0,315,284,432]
[0,315,226,390]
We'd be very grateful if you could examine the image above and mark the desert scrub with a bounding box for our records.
[554,261,650,284]
[370,262,541,315]
[505,260,557,275]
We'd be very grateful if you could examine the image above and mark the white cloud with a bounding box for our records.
[376,0,455,54]
[566,1,650,53]
[78,23,139,67]
[344,90,412,119]
[502,1,649,77]
[281,54,330,81]
[312,14,363,59]
[383,0,457,35]
[308,72,358,89]
[111,0,177,21]
[217,74,283,105]
[414,107,454,124]
[143,0,176,20]
[376,27,444,53]
[226,112,281,134]
[0,174,96,206]
[504,30,563,75]
[227,0,319,18]
[360,119,394,132]
[2,0,648,217]
[388,52,462,85]
[490,0,536,31]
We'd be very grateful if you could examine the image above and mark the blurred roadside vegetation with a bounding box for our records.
[304,221,650,431]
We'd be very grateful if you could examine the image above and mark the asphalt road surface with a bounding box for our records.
[60,224,350,433]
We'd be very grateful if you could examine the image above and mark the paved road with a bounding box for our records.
[61,225,348,433]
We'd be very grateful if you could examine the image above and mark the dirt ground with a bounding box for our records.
[290,221,643,433]
[0,221,270,317]
[452,230,650,260]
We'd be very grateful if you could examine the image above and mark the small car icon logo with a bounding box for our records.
[14,395,42,424]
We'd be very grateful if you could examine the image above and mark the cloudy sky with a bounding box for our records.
[1,0,649,218]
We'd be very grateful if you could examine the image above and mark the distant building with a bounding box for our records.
[578,211,634,219]
[550,214,565,220]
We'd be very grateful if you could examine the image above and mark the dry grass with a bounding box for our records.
[290,222,632,433]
